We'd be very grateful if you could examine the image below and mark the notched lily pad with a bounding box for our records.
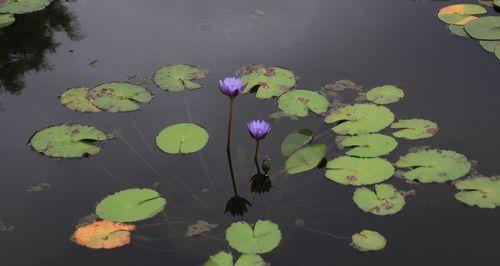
[285,143,327,174]
[395,149,471,183]
[203,252,266,266]
[391,119,438,140]
[339,134,397,157]
[278,89,329,117]
[0,0,52,14]
[454,176,500,208]
[465,16,500,40]
[351,230,386,252]
[437,4,487,25]
[325,156,394,186]
[73,220,136,249]
[87,82,152,112]
[225,219,281,254]
[324,104,395,135]
[154,64,207,92]
[353,184,405,215]
[60,87,101,113]
[29,124,107,158]
[156,123,209,154]
[238,65,296,99]
[0,13,15,28]
[281,129,313,156]
[366,85,404,104]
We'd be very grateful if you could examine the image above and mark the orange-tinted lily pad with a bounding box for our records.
[73,220,136,249]
[437,4,487,26]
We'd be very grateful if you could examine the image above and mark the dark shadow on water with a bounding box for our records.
[224,148,252,217]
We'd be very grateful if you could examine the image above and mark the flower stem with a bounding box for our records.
[226,149,238,196]
[253,139,261,174]
[226,98,234,152]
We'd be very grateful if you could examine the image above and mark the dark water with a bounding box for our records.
[1,0,500,265]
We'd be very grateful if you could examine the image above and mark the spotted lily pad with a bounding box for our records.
[454,176,500,208]
[391,119,438,140]
[325,157,394,186]
[155,123,209,154]
[437,4,487,26]
[447,25,469,37]
[239,65,296,99]
[203,252,266,266]
[87,82,152,112]
[0,0,52,14]
[278,90,329,117]
[353,184,405,215]
[95,188,167,222]
[352,230,386,252]
[153,64,207,92]
[464,16,500,40]
[479,40,500,52]
[60,87,101,113]
[285,143,327,174]
[395,149,471,183]
[29,124,107,158]
[324,104,395,135]
[281,129,313,156]
[0,13,15,28]
[226,220,281,254]
[366,85,404,104]
[339,134,397,157]
[73,220,135,249]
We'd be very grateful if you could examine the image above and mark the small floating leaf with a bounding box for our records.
[153,64,207,92]
[0,0,53,14]
[155,123,209,154]
[277,90,329,117]
[325,157,394,186]
[239,65,296,99]
[391,119,438,140]
[29,124,107,158]
[185,220,217,238]
[366,85,404,104]
[464,16,500,40]
[0,13,15,29]
[351,230,386,252]
[281,129,313,156]
[437,4,486,26]
[447,25,469,37]
[59,87,101,113]
[324,104,395,135]
[95,188,166,222]
[395,149,471,183]
[87,82,152,112]
[225,220,281,254]
[339,134,397,157]
[454,176,500,208]
[479,40,500,52]
[353,184,405,215]
[285,143,327,174]
[73,220,136,249]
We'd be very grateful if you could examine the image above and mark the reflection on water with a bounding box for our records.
[0,0,82,93]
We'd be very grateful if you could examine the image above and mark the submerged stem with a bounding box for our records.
[226,149,238,196]
[226,98,234,152]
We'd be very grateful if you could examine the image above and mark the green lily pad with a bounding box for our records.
[465,16,500,40]
[352,230,386,252]
[285,143,327,174]
[0,13,15,28]
[447,25,469,37]
[239,65,296,99]
[203,252,265,266]
[324,104,395,135]
[153,64,207,92]
[0,0,52,14]
[87,82,152,112]
[29,124,107,158]
[353,184,405,215]
[155,123,209,154]
[391,119,438,140]
[281,129,313,156]
[339,134,397,157]
[59,87,101,113]
[495,0,500,8]
[325,157,394,186]
[366,85,404,104]
[437,4,487,26]
[454,176,500,208]
[95,188,166,222]
[395,149,471,183]
[479,40,500,52]
[226,220,281,254]
[495,44,500,60]
[277,90,329,117]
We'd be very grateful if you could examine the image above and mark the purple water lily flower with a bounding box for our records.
[219,77,246,98]
[247,120,271,140]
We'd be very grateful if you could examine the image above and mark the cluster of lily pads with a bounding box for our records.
[0,0,53,29]
[438,3,500,60]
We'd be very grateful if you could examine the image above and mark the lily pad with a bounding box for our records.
[465,16,500,40]
[87,82,152,112]
[339,134,397,157]
[226,220,281,254]
[447,25,469,37]
[324,104,395,135]
[73,220,135,249]
[366,85,404,104]
[153,64,207,92]
[281,129,313,156]
[495,45,500,60]
[29,124,107,158]
[0,13,15,28]
[155,123,209,154]
[479,40,500,52]
[391,119,438,140]
[59,87,101,113]
[285,143,327,174]
[351,230,386,252]
[437,4,487,26]
[203,252,266,266]
[0,0,52,14]
[325,157,394,186]
[454,176,500,208]
[353,184,405,215]
[395,149,471,183]
[95,188,167,222]
[239,65,296,99]
[277,90,329,117]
